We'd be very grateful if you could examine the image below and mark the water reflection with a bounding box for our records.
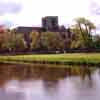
[80,65,92,80]
[0,64,98,100]
[43,80,59,96]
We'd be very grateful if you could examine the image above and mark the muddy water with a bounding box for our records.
[0,64,99,100]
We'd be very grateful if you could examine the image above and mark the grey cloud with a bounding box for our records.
[90,1,100,15]
[0,1,22,15]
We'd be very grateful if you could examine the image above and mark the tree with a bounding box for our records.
[2,32,26,52]
[0,33,7,50]
[92,35,100,49]
[74,17,96,48]
[41,32,65,50]
[30,32,41,50]
[0,29,12,50]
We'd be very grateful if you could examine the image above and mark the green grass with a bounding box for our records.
[0,53,100,65]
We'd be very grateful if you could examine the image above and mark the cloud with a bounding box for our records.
[0,1,22,15]
[90,2,100,15]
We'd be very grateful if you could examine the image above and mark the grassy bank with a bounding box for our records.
[0,53,100,66]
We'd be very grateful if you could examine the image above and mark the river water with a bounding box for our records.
[0,64,100,100]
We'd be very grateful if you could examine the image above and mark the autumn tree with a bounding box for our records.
[2,31,26,52]
[30,32,41,50]
[41,32,65,50]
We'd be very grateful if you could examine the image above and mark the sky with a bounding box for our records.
[0,0,100,33]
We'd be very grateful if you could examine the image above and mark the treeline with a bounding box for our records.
[0,17,100,53]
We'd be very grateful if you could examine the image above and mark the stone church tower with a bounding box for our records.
[42,16,59,31]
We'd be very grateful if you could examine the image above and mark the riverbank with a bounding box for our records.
[0,53,100,66]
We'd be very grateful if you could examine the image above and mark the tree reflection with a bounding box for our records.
[80,65,92,80]
[80,65,94,88]
[43,80,59,95]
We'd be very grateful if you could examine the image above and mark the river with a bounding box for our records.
[0,64,99,100]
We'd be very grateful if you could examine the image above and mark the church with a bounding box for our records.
[15,16,67,34]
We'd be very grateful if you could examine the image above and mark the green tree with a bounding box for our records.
[93,35,100,49]
[71,26,86,48]
[74,17,96,48]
